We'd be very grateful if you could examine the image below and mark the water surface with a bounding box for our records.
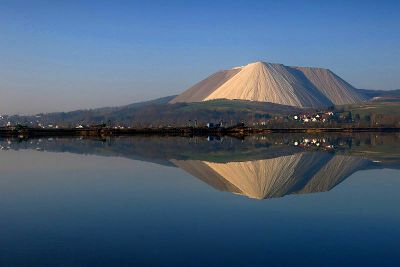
[0,133,399,266]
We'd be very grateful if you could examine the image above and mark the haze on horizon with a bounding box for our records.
[1,0,399,115]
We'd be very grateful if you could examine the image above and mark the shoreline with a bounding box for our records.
[0,126,399,138]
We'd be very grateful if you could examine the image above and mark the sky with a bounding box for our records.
[0,0,399,114]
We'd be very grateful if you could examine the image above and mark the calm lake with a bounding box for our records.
[0,133,399,267]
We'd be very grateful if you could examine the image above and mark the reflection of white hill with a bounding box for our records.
[172,152,369,199]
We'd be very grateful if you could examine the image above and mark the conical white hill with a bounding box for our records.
[170,61,365,107]
[205,62,331,107]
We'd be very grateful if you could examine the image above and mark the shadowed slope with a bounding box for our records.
[170,69,241,103]
[297,155,369,194]
[294,67,366,105]
[170,160,242,193]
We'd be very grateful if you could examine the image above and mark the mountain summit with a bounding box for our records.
[170,61,366,107]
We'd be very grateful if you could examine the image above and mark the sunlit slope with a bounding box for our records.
[173,152,369,199]
[171,61,366,107]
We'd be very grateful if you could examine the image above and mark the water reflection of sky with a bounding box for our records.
[0,135,399,266]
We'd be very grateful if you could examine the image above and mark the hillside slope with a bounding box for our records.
[4,98,302,127]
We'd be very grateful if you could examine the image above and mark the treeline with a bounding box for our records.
[2,99,399,128]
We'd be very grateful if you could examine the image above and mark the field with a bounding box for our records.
[339,101,400,116]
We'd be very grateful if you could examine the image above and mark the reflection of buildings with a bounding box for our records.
[172,153,369,199]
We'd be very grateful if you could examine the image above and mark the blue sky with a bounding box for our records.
[1,0,399,114]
